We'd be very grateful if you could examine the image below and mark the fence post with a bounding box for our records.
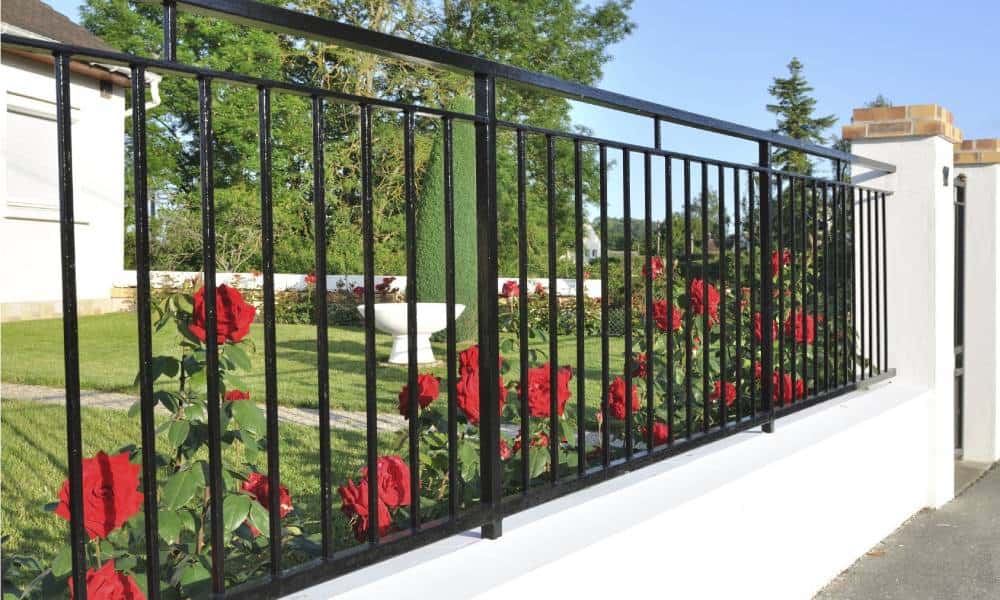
[474,73,502,538]
[758,141,775,433]
[844,104,957,507]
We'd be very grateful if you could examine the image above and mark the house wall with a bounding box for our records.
[293,382,932,600]
[0,52,125,319]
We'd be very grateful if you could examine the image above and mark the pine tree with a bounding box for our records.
[766,58,837,175]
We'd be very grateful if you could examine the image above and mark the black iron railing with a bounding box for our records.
[2,1,895,597]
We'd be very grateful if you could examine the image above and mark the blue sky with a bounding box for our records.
[48,0,999,219]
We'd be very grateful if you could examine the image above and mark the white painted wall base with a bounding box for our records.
[290,381,932,600]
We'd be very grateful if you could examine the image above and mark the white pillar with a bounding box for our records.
[955,144,1000,464]
[844,105,958,507]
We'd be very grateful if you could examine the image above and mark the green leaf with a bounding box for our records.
[225,344,252,371]
[247,500,270,538]
[128,399,142,418]
[167,420,190,449]
[179,562,211,597]
[231,400,265,438]
[174,293,193,314]
[153,356,180,380]
[51,545,72,577]
[178,508,197,533]
[528,447,550,479]
[158,510,182,544]
[222,494,252,533]
[162,466,204,510]
[223,372,248,391]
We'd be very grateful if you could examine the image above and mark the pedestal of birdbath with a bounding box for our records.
[357,302,465,364]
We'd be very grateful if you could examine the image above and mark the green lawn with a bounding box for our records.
[2,312,627,413]
[0,400,393,575]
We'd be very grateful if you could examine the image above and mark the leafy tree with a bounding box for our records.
[866,94,893,108]
[766,57,836,175]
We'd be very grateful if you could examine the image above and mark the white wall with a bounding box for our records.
[291,383,932,600]
[0,52,126,304]
[851,135,955,507]
[956,163,1000,462]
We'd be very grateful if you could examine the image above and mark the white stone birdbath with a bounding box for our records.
[357,302,465,365]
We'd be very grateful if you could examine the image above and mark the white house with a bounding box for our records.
[0,0,157,322]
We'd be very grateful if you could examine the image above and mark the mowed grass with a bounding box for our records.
[0,400,392,568]
[2,312,628,413]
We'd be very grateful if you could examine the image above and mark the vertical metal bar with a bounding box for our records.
[759,141,775,430]
[881,192,888,369]
[259,87,284,569]
[831,184,839,385]
[700,162,709,431]
[874,188,881,373]
[131,65,161,598]
[718,166,727,427]
[310,95,332,558]
[811,181,819,396]
[683,159,694,438]
[840,189,850,385]
[443,117,459,516]
[546,135,560,479]
[162,1,177,61]
[823,183,831,390]
[788,177,796,403]
[55,52,87,600]
[623,150,634,457]
[403,109,420,528]
[851,187,858,383]
[574,140,587,471]
[197,75,225,594]
[777,175,785,407]
[643,152,655,446]
[856,188,864,382]
[653,116,662,150]
[599,145,611,468]
[516,129,530,489]
[800,176,808,396]
[733,169,742,422]
[360,103,380,544]
[748,169,757,418]
[866,189,873,379]
[665,158,676,443]
[475,73,502,539]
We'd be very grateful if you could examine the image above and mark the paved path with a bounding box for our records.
[2,382,407,433]
[815,463,1000,599]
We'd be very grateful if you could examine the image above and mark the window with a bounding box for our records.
[6,108,60,211]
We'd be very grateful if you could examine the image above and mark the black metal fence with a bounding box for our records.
[2,1,894,597]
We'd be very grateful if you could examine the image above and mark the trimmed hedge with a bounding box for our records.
[415,96,478,341]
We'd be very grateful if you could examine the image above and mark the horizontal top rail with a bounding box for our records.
[144,0,895,175]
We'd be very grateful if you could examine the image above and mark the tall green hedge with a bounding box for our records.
[415,96,477,341]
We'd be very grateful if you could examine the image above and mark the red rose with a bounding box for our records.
[459,344,480,372]
[783,310,816,344]
[188,284,257,345]
[652,299,683,332]
[501,280,520,298]
[69,560,145,600]
[709,380,737,407]
[352,286,365,301]
[632,352,648,379]
[397,373,440,418]
[772,372,806,405]
[643,256,665,279]
[55,451,143,540]
[771,249,791,278]
[607,376,640,420]
[753,312,777,342]
[359,455,411,509]
[641,421,669,447]
[534,282,546,295]
[753,362,763,380]
[304,272,317,285]
[500,438,513,461]
[242,472,293,537]
[225,389,251,402]
[520,362,573,418]
[338,478,392,542]
[375,276,397,294]
[455,367,507,425]
[688,278,720,325]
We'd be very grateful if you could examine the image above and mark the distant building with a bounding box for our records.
[1,0,158,321]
